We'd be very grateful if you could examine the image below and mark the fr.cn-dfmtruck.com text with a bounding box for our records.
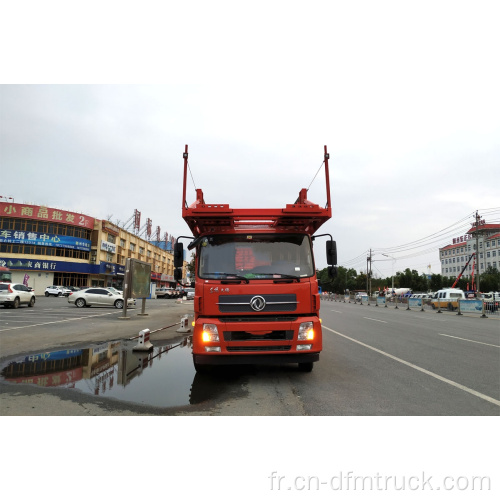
[268,471,492,492]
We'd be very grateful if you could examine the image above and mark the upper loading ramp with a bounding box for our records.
[181,145,332,237]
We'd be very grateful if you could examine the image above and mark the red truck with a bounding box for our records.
[174,145,337,372]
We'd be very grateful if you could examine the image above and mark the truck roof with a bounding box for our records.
[181,145,332,237]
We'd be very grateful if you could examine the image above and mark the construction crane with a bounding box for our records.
[451,253,475,289]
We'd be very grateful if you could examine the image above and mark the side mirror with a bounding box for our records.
[174,268,183,281]
[174,242,184,268]
[326,240,337,266]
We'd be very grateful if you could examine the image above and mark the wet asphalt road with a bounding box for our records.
[0,296,499,416]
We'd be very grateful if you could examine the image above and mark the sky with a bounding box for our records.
[1,1,499,281]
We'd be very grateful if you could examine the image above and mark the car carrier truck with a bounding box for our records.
[174,145,337,372]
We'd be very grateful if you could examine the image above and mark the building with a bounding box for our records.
[439,220,500,280]
[0,201,188,294]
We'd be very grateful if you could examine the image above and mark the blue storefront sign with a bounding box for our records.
[0,257,125,276]
[99,262,125,275]
[0,230,91,251]
[0,257,99,273]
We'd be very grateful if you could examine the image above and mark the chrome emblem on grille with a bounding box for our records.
[250,295,266,311]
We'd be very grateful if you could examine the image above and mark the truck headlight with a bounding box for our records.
[202,323,219,342]
[298,322,314,340]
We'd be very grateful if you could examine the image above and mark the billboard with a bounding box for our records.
[0,230,91,251]
[1,202,94,229]
[126,258,151,299]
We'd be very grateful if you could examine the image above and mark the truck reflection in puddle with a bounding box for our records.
[0,336,237,408]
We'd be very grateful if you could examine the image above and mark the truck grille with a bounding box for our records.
[223,330,294,341]
[218,294,297,313]
[219,315,298,323]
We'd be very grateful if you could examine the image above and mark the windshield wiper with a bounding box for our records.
[253,273,301,283]
[219,274,250,283]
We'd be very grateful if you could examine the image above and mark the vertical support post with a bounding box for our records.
[481,299,488,318]
[182,145,189,211]
[137,297,148,316]
[324,145,331,213]
[119,258,131,320]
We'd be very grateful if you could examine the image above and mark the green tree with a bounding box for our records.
[430,273,442,291]
[316,268,333,292]
[316,266,359,294]
[355,272,367,291]
[480,267,500,291]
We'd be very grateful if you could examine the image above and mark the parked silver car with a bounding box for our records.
[0,283,36,308]
[68,287,136,309]
[45,285,71,297]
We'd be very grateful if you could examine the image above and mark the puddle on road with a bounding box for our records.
[0,336,240,408]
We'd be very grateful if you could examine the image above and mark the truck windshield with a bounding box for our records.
[198,234,314,280]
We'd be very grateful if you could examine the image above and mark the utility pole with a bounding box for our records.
[475,211,481,293]
[369,249,372,296]
[367,249,372,295]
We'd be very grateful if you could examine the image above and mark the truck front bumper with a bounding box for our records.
[193,352,319,366]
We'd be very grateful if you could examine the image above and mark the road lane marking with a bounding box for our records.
[323,325,500,408]
[363,317,387,323]
[0,312,118,331]
[330,310,343,313]
[409,316,446,322]
[439,334,500,348]
[0,320,37,323]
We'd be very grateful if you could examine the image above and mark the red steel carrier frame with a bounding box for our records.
[176,145,335,372]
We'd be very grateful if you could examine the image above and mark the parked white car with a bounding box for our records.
[355,292,368,302]
[45,285,71,297]
[68,287,135,309]
[0,283,36,308]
